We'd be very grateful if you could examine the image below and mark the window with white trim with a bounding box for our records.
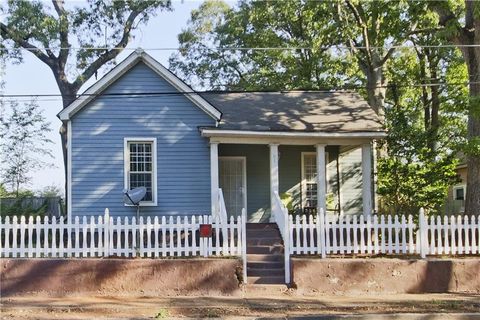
[453,185,466,201]
[301,152,328,209]
[124,138,157,205]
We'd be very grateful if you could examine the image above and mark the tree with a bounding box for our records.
[334,0,421,117]
[0,100,54,197]
[428,1,480,213]
[1,0,172,202]
[170,0,356,90]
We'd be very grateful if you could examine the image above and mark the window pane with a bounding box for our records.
[128,141,154,202]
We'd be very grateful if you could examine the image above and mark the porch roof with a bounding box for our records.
[201,91,384,133]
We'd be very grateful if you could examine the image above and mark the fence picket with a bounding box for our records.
[3,210,478,260]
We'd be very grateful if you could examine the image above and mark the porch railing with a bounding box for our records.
[290,208,480,258]
[1,209,246,259]
[217,188,229,251]
[272,191,291,284]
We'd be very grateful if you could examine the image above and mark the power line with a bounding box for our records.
[0,81,472,101]
[0,44,477,52]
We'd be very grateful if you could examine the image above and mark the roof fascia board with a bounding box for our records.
[58,52,140,120]
[58,51,221,121]
[201,129,387,139]
[140,54,221,120]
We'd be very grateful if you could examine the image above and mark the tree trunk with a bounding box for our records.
[365,64,386,119]
[58,84,78,216]
[466,82,480,214]
[464,47,480,214]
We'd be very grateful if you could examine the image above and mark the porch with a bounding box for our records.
[207,137,377,223]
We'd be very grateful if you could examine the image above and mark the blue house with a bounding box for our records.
[58,49,385,223]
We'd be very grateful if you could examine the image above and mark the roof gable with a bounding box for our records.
[57,49,221,121]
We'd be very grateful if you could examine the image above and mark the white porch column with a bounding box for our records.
[210,142,219,216]
[269,144,279,220]
[362,143,373,216]
[316,144,327,215]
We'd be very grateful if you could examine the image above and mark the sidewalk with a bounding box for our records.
[1,292,479,319]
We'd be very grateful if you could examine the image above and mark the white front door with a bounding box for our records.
[219,157,247,217]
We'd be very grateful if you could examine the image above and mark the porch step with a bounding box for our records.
[245,229,281,238]
[247,245,284,254]
[246,223,278,230]
[247,275,285,285]
[246,224,285,285]
[247,254,283,262]
[247,238,283,246]
[247,267,284,277]
[247,261,284,269]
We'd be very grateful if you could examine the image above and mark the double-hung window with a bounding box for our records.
[124,138,157,205]
[301,152,328,209]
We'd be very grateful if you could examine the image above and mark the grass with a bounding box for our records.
[154,308,170,319]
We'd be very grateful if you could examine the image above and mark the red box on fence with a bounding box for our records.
[199,224,213,237]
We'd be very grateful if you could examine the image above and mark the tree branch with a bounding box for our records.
[52,0,70,66]
[71,9,142,91]
[0,22,55,67]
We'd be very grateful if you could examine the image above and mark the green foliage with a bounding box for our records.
[169,0,356,90]
[37,185,63,198]
[154,308,170,319]
[377,103,462,216]
[0,100,54,196]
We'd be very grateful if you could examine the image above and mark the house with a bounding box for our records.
[446,159,468,215]
[58,49,386,223]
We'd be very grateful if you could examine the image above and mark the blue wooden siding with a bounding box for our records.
[71,62,215,217]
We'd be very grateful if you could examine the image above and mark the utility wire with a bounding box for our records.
[0,81,472,101]
[0,44,478,51]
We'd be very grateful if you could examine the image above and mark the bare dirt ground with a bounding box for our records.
[1,293,479,319]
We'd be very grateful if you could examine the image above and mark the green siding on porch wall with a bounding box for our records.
[219,144,341,222]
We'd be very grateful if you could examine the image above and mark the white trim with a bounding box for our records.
[67,120,72,223]
[452,184,466,201]
[269,144,279,222]
[316,145,327,215]
[219,156,248,215]
[361,143,373,216]
[210,142,219,215]
[140,54,221,120]
[58,50,221,121]
[202,129,386,139]
[209,136,373,146]
[123,137,158,206]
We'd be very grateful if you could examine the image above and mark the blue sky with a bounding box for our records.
[2,0,220,194]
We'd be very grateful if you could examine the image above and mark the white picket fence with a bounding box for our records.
[1,209,247,259]
[289,210,480,258]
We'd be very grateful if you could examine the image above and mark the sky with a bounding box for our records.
[1,0,220,195]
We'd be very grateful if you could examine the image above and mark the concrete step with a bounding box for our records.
[246,254,283,262]
[246,223,279,230]
[247,275,285,285]
[246,229,281,238]
[247,238,283,246]
[243,283,289,293]
[247,268,284,277]
[246,245,284,254]
[247,261,284,269]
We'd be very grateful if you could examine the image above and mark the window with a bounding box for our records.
[301,152,328,209]
[453,185,466,201]
[124,138,157,205]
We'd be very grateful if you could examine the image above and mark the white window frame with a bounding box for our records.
[453,184,466,201]
[124,137,157,206]
[301,152,328,209]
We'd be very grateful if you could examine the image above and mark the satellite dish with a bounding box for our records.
[123,187,147,205]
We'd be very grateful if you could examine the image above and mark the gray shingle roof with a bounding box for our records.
[201,91,384,132]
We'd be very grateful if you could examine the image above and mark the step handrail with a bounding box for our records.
[272,191,290,284]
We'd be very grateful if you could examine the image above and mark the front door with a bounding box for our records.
[219,157,247,217]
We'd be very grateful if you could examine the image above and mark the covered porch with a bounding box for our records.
[205,131,383,223]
